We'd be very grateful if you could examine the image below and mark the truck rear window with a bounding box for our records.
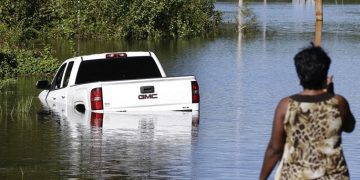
[75,56,162,84]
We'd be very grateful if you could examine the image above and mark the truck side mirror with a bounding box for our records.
[36,80,50,89]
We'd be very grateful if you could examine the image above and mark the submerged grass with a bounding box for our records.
[16,96,33,113]
[0,78,16,92]
[4,96,36,128]
[5,96,34,121]
[0,96,8,117]
[0,83,36,128]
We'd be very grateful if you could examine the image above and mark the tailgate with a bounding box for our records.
[101,76,195,111]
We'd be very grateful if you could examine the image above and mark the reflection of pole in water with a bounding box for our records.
[237,0,243,63]
[315,0,323,46]
[237,30,243,63]
[263,0,267,48]
[293,0,315,7]
[236,0,246,170]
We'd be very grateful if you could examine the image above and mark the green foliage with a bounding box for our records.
[0,78,16,92]
[122,0,222,39]
[0,23,23,48]
[0,47,59,77]
[73,0,130,39]
[0,52,17,78]
[1,16,59,77]
[0,0,221,77]
[16,48,60,75]
[0,0,58,40]
[0,0,222,40]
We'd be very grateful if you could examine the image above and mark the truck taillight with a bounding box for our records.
[91,88,103,110]
[191,81,199,103]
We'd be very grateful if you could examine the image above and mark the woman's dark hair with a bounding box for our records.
[294,44,331,90]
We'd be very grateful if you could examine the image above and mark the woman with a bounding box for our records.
[259,45,356,179]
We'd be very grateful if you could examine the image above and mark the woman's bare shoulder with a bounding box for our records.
[276,97,291,113]
[334,94,349,105]
[279,96,291,105]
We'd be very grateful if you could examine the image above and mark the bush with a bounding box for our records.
[0,52,17,78]
[0,0,57,41]
[0,47,59,78]
[122,0,222,39]
[16,47,59,75]
[1,22,59,77]
[0,0,222,40]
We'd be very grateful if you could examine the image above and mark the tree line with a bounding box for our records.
[0,0,221,78]
[0,0,221,40]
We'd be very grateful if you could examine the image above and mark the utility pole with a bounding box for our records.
[315,0,323,21]
[314,0,323,46]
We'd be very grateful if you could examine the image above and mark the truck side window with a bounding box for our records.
[51,63,67,90]
[62,61,74,88]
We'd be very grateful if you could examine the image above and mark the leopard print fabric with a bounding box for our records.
[275,95,349,180]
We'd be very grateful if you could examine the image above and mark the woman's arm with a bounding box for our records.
[259,98,288,180]
[323,75,355,132]
[336,95,356,133]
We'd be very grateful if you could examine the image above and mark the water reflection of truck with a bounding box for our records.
[36,99,199,179]
[66,109,199,131]
[36,52,199,112]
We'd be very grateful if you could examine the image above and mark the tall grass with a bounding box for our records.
[7,96,34,124]
[0,96,9,125]
[0,78,16,92]
[0,103,2,118]
[16,96,33,113]
[0,95,35,129]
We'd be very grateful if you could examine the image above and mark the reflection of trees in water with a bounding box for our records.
[293,0,315,6]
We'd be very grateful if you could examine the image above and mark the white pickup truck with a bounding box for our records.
[36,52,199,112]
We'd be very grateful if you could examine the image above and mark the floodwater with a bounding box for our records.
[1,1,360,179]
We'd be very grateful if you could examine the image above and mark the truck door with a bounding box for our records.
[47,62,74,114]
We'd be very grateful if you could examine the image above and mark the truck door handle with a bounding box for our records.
[140,86,155,94]
[52,97,56,100]
[61,96,65,99]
